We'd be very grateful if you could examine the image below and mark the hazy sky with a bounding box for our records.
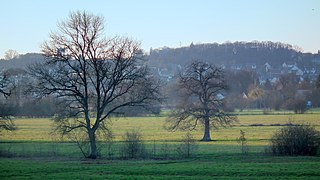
[0,0,319,58]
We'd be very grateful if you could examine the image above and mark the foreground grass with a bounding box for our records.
[1,155,320,179]
[0,142,268,159]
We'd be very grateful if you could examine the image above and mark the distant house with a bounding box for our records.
[280,62,304,76]
[244,63,257,70]
[216,93,225,100]
[264,62,272,72]
[259,79,266,85]
[282,62,288,68]
[242,92,248,99]
[158,68,173,82]
[268,69,282,79]
[235,65,242,70]
[230,64,242,70]
[290,65,303,76]
[270,77,278,84]
[220,64,226,69]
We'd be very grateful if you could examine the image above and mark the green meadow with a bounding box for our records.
[1,155,320,179]
[1,113,319,142]
[1,112,320,179]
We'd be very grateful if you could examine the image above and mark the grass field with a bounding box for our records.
[1,113,319,142]
[1,112,320,179]
[1,155,320,179]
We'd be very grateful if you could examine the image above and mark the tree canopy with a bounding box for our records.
[29,11,162,158]
[166,61,237,141]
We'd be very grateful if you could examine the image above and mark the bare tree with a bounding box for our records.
[0,71,11,98]
[166,61,237,141]
[317,74,320,89]
[4,49,19,60]
[0,70,15,132]
[248,85,265,109]
[28,11,162,159]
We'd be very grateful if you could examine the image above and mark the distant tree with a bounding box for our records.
[226,70,258,94]
[18,97,58,117]
[311,75,320,107]
[248,85,265,109]
[277,73,298,101]
[0,71,12,98]
[278,73,298,88]
[237,130,248,154]
[0,102,16,131]
[28,11,162,159]
[264,79,273,90]
[283,99,307,114]
[265,90,282,110]
[166,61,237,141]
[0,70,15,132]
[223,92,248,112]
[121,130,146,159]
[4,49,19,60]
[298,77,312,89]
[317,74,320,89]
[177,132,197,158]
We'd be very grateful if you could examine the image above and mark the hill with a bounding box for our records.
[0,41,319,79]
[148,41,319,70]
[0,53,45,69]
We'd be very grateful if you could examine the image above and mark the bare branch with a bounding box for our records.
[166,61,237,141]
[29,11,163,158]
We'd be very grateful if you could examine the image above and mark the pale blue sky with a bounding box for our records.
[0,0,319,58]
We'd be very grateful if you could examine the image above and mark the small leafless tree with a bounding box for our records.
[28,11,162,159]
[166,61,237,141]
[177,132,197,158]
[238,130,248,155]
[121,129,146,159]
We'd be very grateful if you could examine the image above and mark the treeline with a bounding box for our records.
[165,69,320,114]
[148,41,317,68]
[2,41,319,71]
[0,68,160,118]
[224,70,320,113]
[0,53,44,69]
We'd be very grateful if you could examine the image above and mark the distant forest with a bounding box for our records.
[0,53,45,69]
[1,41,319,71]
[148,41,319,69]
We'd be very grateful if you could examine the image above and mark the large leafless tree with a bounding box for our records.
[29,11,162,159]
[166,61,237,141]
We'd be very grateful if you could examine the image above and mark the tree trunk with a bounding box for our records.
[201,118,211,141]
[88,130,98,159]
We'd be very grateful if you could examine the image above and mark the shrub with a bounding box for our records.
[270,125,320,156]
[177,132,197,158]
[160,141,172,159]
[283,99,307,114]
[121,130,147,159]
